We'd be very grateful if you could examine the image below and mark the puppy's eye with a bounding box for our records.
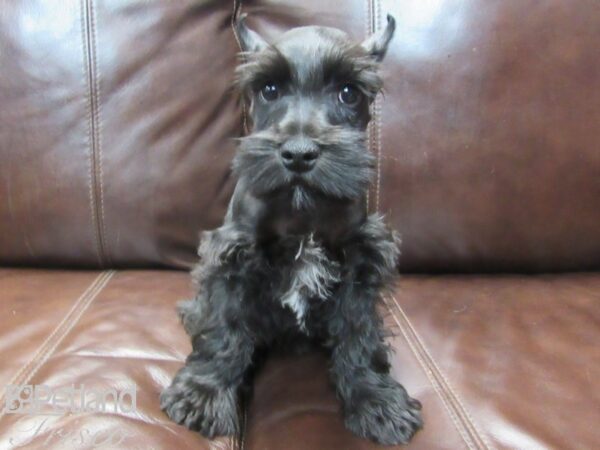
[260,82,280,102]
[338,84,362,106]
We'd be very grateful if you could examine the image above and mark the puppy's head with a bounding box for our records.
[233,15,395,209]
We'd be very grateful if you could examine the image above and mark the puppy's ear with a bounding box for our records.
[235,13,268,53]
[361,14,396,61]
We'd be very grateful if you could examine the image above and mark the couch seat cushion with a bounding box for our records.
[1,269,598,449]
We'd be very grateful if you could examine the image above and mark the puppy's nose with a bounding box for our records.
[280,137,320,173]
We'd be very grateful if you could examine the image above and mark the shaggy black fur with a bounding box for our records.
[161,14,423,445]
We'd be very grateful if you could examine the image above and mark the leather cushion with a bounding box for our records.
[1,269,598,449]
[2,0,599,272]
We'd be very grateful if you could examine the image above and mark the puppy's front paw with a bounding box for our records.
[160,380,239,438]
[344,381,423,445]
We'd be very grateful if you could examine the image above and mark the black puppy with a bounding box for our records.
[161,14,423,445]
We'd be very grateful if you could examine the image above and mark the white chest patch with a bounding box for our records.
[280,235,340,331]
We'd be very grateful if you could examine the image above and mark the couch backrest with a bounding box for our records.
[1,0,599,272]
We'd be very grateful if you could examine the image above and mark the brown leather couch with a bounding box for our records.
[1,1,598,449]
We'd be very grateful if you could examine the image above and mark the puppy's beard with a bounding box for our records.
[235,128,373,204]
[292,185,315,210]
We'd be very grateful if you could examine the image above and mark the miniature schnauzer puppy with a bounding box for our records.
[161,14,423,445]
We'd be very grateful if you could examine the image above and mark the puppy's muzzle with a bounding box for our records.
[280,137,320,173]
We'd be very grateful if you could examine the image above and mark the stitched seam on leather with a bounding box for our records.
[366,0,383,214]
[388,295,495,450]
[82,0,108,267]
[374,95,382,212]
[230,4,249,449]
[0,271,115,420]
[364,0,371,212]
[390,296,495,450]
[231,5,246,446]
[240,401,247,450]
[374,0,382,212]
[232,0,249,136]
[383,297,476,450]
[89,0,110,266]
[80,0,103,267]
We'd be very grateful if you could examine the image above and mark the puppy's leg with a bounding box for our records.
[161,277,253,438]
[327,216,422,445]
[328,294,422,445]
